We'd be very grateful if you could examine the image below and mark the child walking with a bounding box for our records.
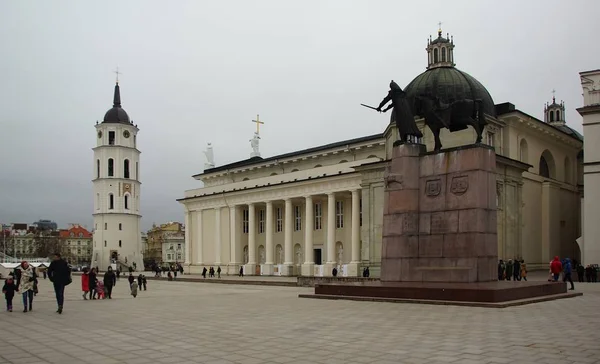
[130,280,138,298]
[2,276,17,312]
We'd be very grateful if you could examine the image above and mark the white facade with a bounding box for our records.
[162,237,185,263]
[579,69,600,265]
[92,83,143,271]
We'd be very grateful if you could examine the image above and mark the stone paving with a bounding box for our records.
[1,276,599,364]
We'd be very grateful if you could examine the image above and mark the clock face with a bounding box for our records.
[97,131,102,138]
[123,130,130,138]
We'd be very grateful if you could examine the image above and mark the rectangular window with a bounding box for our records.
[108,158,114,177]
[177,244,182,250]
[119,223,122,231]
[177,253,182,260]
[108,131,115,145]
[336,201,344,229]
[276,208,283,233]
[104,240,106,247]
[242,209,249,233]
[109,194,114,210]
[258,209,265,234]
[294,205,302,231]
[487,132,495,147]
[314,203,322,230]
[104,223,107,230]
[124,159,130,179]
[359,198,363,227]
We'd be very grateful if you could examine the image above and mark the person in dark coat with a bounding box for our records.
[48,252,71,314]
[563,258,575,290]
[142,275,147,291]
[128,273,134,286]
[377,80,423,142]
[103,266,117,299]
[497,260,505,280]
[577,263,585,283]
[88,268,98,299]
[505,260,513,281]
[202,267,207,278]
[2,276,17,312]
[137,274,143,289]
[513,259,521,281]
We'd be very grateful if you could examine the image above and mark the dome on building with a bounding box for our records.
[404,28,496,118]
[103,83,131,124]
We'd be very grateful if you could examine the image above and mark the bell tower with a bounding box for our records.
[544,90,566,127]
[92,80,143,271]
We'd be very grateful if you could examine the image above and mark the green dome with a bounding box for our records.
[404,66,496,117]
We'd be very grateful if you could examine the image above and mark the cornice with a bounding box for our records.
[92,145,141,153]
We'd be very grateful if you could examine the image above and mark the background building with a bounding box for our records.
[58,224,92,266]
[578,69,600,265]
[179,29,583,276]
[144,222,185,267]
[92,81,143,271]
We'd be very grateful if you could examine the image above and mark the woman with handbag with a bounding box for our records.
[18,261,35,312]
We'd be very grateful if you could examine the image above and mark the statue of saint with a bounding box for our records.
[337,246,343,265]
[250,132,261,157]
[243,246,249,264]
[203,143,215,169]
[377,80,423,143]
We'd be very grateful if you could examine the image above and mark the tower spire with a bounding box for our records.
[113,83,121,108]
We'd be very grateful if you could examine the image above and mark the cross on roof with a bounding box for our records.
[114,66,122,84]
[552,89,556,102]
[252,114,264,134]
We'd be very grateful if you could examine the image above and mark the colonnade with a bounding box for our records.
[184,189,362,276]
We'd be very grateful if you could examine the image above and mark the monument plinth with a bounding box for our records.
[382,143,497,283]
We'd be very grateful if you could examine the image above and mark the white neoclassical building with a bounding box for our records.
[178,29,583,276]
[578,69,600,265]
[92,82,144,271]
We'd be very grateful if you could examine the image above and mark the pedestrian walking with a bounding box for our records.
[81,268,90,299]
[142,275,147,291]
[563,258,575,290]
[2,276,17,312]
[103,266,116,299]
[48,252,72,314]
[19,261,35,312]
[520,260,527,281]
[217,266,221,278]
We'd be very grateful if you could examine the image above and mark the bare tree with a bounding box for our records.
[32,231,66,260]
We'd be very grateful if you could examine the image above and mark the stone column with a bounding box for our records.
[347,189,361,276]
[283,198,294,275]
[214,207,222,266]
[195,210,203,266]
[184,210,191,269]
[245,203,257,275]
[263,201,274,275]
[325,192,336,276]
[302,195,314,276]
[541,181,560,263]
[229,206,239,275]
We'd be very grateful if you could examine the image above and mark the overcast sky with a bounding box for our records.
[1,0,598,232]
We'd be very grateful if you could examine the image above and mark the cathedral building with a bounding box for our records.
[178,29,583,276]
[92,82,144,271]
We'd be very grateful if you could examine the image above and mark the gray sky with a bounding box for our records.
[1,0,598,232]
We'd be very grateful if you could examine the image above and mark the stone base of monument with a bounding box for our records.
[299,143,582,307]
[299,280,581,308]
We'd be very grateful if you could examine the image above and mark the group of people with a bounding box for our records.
[2,253,71,314]
[81,266,147,299]
[152,263,184,280]
[576,263,599,283]
[549,256,575,290]
[202,266,221,278]
[497,259,528,281]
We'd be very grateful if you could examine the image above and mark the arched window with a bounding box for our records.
[550,110,555,122]
[124,194,129,210]
[441,47,446,62]
[96,159,100,178]
[519,139,528,163]
[119,223,122,230]
[109,193,114,210]
[433,48,439,63]
[124,159,130,179]
[119,240,122,248]
[108,158,114,177]
[539,150,556,179]
[556,110,561,121]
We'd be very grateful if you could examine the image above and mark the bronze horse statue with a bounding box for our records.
[413,94,487,151]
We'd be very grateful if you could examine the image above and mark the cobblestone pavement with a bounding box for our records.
[0,277,599,364]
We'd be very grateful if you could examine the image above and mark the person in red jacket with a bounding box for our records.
[81,268,90,300]
[550,256,563,282]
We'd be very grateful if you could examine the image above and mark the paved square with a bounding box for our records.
[1,276,600,364]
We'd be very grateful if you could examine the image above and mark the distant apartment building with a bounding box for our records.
[58,224,92,265]
[144,222,185,264]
